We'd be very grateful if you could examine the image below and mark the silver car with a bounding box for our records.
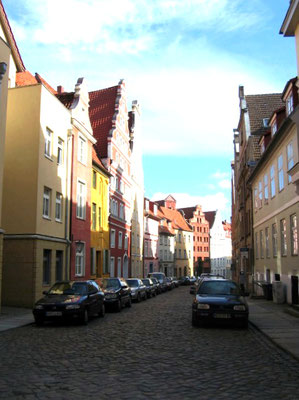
[126,279,147,302]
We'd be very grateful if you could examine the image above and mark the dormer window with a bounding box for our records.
[145,200,149,211]
[271,121,277,136]
[286,93,294,116]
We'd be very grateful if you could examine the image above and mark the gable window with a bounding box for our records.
[76,180,86,219]
[55,193,62,222]
[270,165,276,197]
[291,214,298,256]
[75,242,85,276]
[45,128,52,158]
[287,141,294,183]
[78,136,86,164]
[286,93,294,116]
[43,187,51,218]
[57,138,63,165]
[280,219,287,256]
[278,155,284,191]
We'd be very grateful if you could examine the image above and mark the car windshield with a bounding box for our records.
[142,279,150,285]
[48,282,88,295]
[198,281,240,296]
[102,279,121,289]
[126,279,139,287]
[151,273,164,280]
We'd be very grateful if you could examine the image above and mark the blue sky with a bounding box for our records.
[4,0,296,220]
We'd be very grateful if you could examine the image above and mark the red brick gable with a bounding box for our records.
[89,85,118,158]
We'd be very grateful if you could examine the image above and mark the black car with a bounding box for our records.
[102,278,132,311]
[192,278,249,328]
[142,278,156,298]
[148,272,167,292]
[149,277,161,295]
[32,280,105,326]
[126,279,147,302]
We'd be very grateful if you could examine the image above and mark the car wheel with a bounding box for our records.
[34,317,44,326]
[115,299,122,312]
[192,314,201,327]
[143,293,147,301]
[81,308,89,325]
[98,303,105,318]
[126,296,132,308]
[239,319,248,329]
[137,293,141,303]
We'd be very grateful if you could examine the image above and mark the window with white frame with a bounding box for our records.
[278,155,284,191]
[124,234,128,250]
[270,165,276,197]
[92,170,97,189]
[78,136,86,164]
[118,231,123,249]
[264,174,269,202]
[45,128,52,158]
[119,203,124,219]
[57,138,63,165]
[55,192,62,222]
[265,227,270,258]
[260,230,264,258]
[43,187,51,218]
[291,214,298,256]
[271,121,277,136]
[76,180,86,219]
[272,223,277,257]
[286,93,294,116]
[287,141,294,183]
[103,250,109,274]
[92,203,96,230]
[111,229,115,248]
[75,242,85,276]
[255,232,259,259]
[280,219,287,256]
[258,180,263,207]
[110,257,115,277]
[254,186,258,209]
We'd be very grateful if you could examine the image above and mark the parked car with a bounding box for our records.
[180,276,191,285]
[165,277,173,290]
[189,276,197,284]
[142,278,156,298]
[150,277,161,294]
[32,280,105,326]
[148,272,167,292]
[102,277,132,311]
[126,279,147,302]
[171,277,179,287]
[192,278,249,328]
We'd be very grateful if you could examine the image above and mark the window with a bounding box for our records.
[265,227,270,258]
[278,155,284,191]
[254,186,258,209]
[110,257,115,277]
[55,250,63,281]
[164,250,167,261]
[260,230,264,258]
[270,165,276,197]
[76,181,86,219]
[111,230,116,248]
[264,174,268,203]
[280,219,287,256]
[55,193,62,222]
[98,207,102,228]
[271,121,277,136]
[258,181,263,207]
[119,203,124,219]
[287,141,294,183]
[124,234,128,250]
[57,138,63,165]
[43,249,51,285]
[117,258,121,276]
[45,128,52,158]
[78,136,86,164]
[43,187,51,218]
[118,232,123,249]
[255,232,259,259]
[291,214,298,256]
[103,250,109,274]
[272,223,277,257]
[286,93,294,116]
[92,170,97,189]
[92,203,96,230]
[178,234,181,243]
[75,242,85,276]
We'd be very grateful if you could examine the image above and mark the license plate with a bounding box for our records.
[46,311,62,316]
[213,313,231,319]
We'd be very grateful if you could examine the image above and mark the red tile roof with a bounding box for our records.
[56,92,75,109]
[204,211,216,229]
[179,206,196,220]
[159,206,192,232]
[159,225,175,236]
[0,0,25,71]
[89,85,119,158]
[16,71,38,86]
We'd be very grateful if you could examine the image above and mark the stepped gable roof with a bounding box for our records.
[57,91,75,109]
[0,0,25,72]
[245,93,284,136]
[89,85,118,158]
[178,206,196,220]
[16,70,37,86]
[204,211,216,229]
[159,206,192,232]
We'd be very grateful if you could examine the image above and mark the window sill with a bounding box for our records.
[44,154,53,162]
[55,219,63,224]
[43,216,51,221]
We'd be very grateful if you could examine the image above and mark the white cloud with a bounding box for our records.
[212,171,229,179]
[218,180,231,189]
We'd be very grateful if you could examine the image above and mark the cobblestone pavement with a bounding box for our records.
[1,287,299,400]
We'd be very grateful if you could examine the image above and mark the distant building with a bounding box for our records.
[144,198,160,277]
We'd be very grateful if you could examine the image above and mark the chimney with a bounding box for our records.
[57,85,64,94]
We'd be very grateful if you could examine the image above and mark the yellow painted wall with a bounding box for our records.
[175,229,194,276]
[90,163,110,277]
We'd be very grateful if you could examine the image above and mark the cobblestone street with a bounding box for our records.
[1,286,299,400]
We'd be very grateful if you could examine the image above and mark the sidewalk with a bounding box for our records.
[248,297,299,361]
[0,306,34,332]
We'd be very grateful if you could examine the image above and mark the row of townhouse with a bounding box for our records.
[231,1,299,305]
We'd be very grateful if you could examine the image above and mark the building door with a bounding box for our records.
[123,255,128,278]
[291,276,299,305]
[56,250,63,281]
[117,258,122,277]
[149,263,153,273]
[96,251,101,277]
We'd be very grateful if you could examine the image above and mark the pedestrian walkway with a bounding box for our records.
[0,306,33,332]
[248,297,299,361]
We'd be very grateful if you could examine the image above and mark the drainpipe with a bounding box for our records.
[65,129,73,280]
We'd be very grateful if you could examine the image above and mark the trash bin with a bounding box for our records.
[262,283,273,300]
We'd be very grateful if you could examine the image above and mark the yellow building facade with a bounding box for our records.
[90,151,110,279]
[2,82,71,307]
[174,229,194,277]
